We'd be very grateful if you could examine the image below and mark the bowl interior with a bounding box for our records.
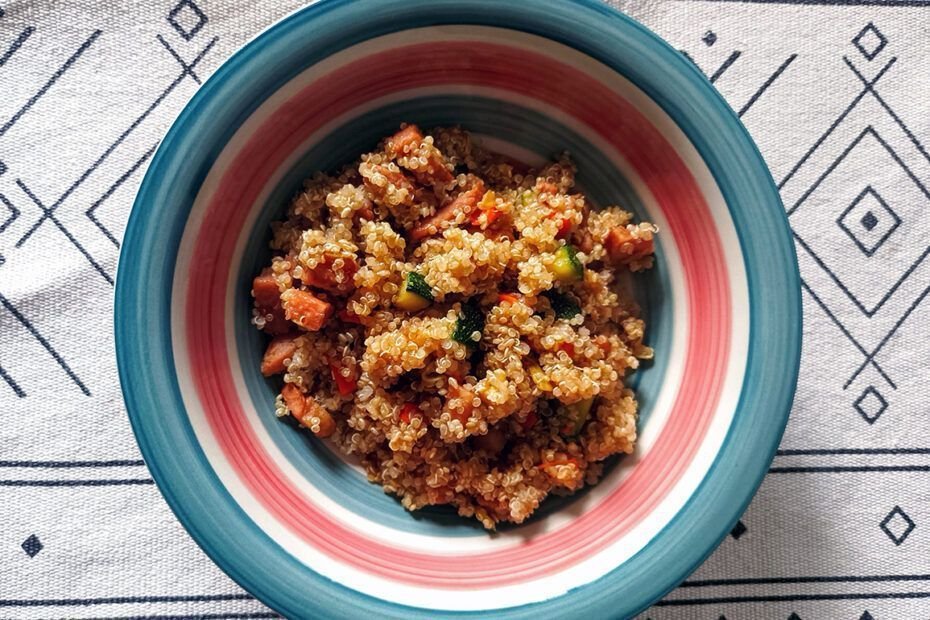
[236,96,672,534]
[174,24,742,606]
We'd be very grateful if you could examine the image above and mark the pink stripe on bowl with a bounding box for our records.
[183,41,731,587]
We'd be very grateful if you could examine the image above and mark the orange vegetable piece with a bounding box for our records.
[410,181,485,242]
[281,383,307,418]
[497,292,521,305]
[337,308,363,324]
[329,362,358,396]
[362,164,417,206]
[260,335,299,376]
[386,124,453,186]
[399,402,419,424]
[605,226,654,263]
[386,124,424,157]
[282,384,335,438]
[280,289,333,331]
[545,211,573,238]
[252,269,290,335]
[252,270,281,307]
[468,190,502,227]
[302,255,358,295]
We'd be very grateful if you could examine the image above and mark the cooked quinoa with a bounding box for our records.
[251,124,657,529]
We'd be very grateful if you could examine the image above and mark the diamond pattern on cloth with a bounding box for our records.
[1,1,930,619]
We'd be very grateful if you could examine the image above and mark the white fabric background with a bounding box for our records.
[1,1,928,618]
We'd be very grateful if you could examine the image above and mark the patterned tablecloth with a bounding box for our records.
[1,1,928,618]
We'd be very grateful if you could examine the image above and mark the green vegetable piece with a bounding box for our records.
[552,244,584,282]
[562,398,595,436]
[452,300,485,347]
[545,290,582,320]
[396,272,434,311]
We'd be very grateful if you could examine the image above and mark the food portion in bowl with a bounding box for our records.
[251,125,657,528]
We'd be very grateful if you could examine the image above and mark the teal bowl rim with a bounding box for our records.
[114,0,802,618]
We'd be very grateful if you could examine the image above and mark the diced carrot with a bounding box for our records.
[363,164,417,206]
[260,335,300,376]
[410,182,485,242]
[329,362,358,396]
[302,255,358,295]
[281,383,306,418]
[605,226,654,263]
[252,269,281,308]
[414,158,454,186]
[315,408,336,438]
[252,269,291,335]
[497,292,521,305]
[386,124,454,186]
[338,308,363,324]
[281,289,333,331]
[386,124,424,157]
[283,384,336,438]
[399,402,419,424]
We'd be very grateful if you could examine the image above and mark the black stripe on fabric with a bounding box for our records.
[777,448,930,455]
[656,591,930,606]
[0,594,255,607]
[0,460,146,468]
[76,615,278,620]
[0,30,102,137]
[798,279,895,388]
[0,291,90,394]
[709,50,741,83]
[0,26,34,67]
[0,479,153,487]
[738,54,797,116]
[770,465,930,473]
[779,56,895,190]
[683,574,930,587]
[0,363,25,397]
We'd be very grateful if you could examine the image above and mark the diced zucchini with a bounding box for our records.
[552,244,584,282]
[452,299,485,347]
[562,397,594,436]
[544,290,582,320]
[395,272,433,311]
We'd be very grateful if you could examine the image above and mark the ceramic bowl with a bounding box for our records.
[115,1,801,618]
